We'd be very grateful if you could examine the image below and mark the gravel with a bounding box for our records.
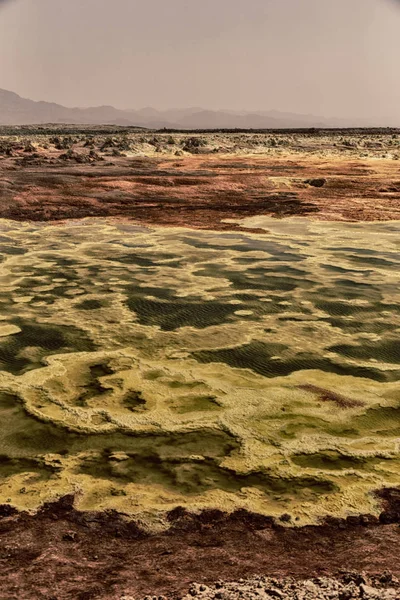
[177,573,400,600]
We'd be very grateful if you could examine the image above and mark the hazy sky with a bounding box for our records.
[0,0,399,121]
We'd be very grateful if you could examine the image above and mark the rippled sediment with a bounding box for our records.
[0,217,399,528]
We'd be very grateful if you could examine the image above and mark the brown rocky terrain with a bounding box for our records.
[2,490,400,599]
[1,128,400,229]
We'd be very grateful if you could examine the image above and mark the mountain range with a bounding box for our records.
[0,88,382,129]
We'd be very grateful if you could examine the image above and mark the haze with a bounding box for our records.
[0,0,399,123]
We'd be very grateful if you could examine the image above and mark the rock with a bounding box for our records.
[305,178,327,187]
[182,137,208,154]
[0,504,18,518]
[62,531,77,542]
[379,511,400,524]
[279,513,292,523]
[341,572,366,586]
[360,583,381,598]
[265,589,284,598]
[379,571,395,585]
[359,514,379,526]
[180,575,400,600]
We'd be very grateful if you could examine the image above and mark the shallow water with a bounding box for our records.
[0,217,399,527]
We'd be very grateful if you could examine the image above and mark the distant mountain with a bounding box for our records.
[0,89,142,127]
[0,88,379,129]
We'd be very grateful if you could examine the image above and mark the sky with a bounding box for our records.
[0,0,399,122]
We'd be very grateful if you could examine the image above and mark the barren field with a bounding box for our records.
[1,129,400,599]
[1,128,400,227]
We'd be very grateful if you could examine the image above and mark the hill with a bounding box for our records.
[0,88,376,129]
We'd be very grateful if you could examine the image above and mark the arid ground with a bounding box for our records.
[1,128,400,227]
[1,128,400,599]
